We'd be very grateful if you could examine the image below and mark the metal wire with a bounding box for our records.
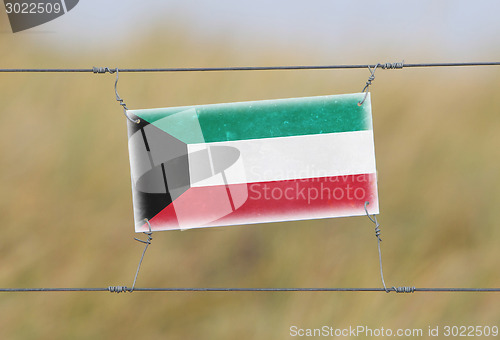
[111,68,140,124]
[363,202,418,294]
[0,62,500,73]
[1,287,499,293]
[358,64,379,105]
[130,219,153,292]
[364,202,389,292]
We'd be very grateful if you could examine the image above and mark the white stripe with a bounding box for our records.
[206,145,215,175]
[188,131,376,187]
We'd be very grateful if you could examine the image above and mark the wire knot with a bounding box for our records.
[92,67,116,74]
[134,231,153,245]
[364,201,382,242]
[391,286,415,293]
[364,73,375,88]
[374,224,382,241]
[380,61,404,70]
[358,64,378,105]
[108,286,129,293]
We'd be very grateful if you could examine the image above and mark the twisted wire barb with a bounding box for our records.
[379,61,405,69]
[108,286,128,293]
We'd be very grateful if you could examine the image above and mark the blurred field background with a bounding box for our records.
[1,2,500,339]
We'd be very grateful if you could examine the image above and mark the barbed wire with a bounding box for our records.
[0,61,499,73]
[1,287,499,293]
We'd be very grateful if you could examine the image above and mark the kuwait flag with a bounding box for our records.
[127,93,378,232]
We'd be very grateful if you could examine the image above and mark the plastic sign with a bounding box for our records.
[126,93,379,232]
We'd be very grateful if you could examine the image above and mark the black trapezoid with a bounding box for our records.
[127,119,191,223]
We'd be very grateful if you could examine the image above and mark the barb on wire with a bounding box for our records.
[108,286,128,294]
[379,61,404,70]
[92,67,114,74]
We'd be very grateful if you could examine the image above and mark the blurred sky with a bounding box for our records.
[2,0,500,62]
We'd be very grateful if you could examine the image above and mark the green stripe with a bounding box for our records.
[130,93,372,144]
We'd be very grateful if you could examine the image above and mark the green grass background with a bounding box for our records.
[1,15,500,340]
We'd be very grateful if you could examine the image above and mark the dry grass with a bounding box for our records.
[1,21,500,339]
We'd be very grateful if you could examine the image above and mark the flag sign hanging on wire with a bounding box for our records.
[126,93,379,232]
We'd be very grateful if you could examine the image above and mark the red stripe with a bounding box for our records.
[139,173,378,231]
